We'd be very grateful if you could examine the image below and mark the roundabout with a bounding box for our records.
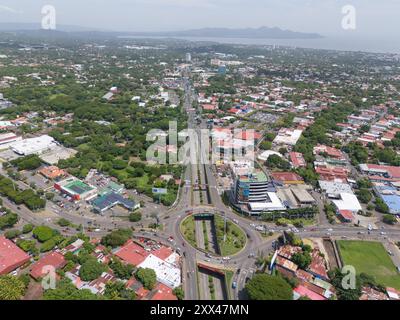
[180,211,247,257]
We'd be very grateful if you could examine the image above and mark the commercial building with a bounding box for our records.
[233,170,271,204]
[359,164,400,182]
[277,185,315,208]
[115,240,181,289]
[373,182,400,215]
[91,192,139,214]
[0,236,31,275]
[318,180,353,198]
[10,135,57,156]
[0,133,22,148]
[332,193,362,213]
[54,177,97,201]
[271,172,304,185]
[273,128,303,146]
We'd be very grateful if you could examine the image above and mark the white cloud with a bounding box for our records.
[0,4,21,14]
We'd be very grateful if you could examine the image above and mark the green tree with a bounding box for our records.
[109,258,134,280]
[43,278,100,300]
[79,258,107,281]
[101,229,132,248]
[383,214,397,225]
[33,226,55,242]
[135,268,157,290]
[0,275,26,300]
[173,286,185,300]
[129,211,142,222]
[291,252,312,269]
[22,223,34,234]
[245,274,293,300]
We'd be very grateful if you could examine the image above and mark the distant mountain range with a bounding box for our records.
[0,23,323,39]
[126,27,323,39]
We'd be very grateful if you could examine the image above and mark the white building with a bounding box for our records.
[10,135,57,156]
[0,133,22,149]
[273,128,303,146]
[332,193,362,213]
[138,253,181,289]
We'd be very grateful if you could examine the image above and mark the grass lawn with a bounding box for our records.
[214,215,246,257]
[337,240,400,290]
[180,216,197,248]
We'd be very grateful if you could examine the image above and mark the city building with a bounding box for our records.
[39,166,68,181]
[332,193,362,213]
[271,172,304,185]
[0,132,22,148]
[233,170,271,204]
[289,152,306,168]
[10,135,57,156]
[0,236,31,275]
[273,128,303,146]
[54,177,97,201]
[359,164,400,183]
[30,252,67,280]
[115,240,181,289]
[91,192,139,214]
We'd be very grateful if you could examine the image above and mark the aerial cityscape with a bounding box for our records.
[0,1,399,309]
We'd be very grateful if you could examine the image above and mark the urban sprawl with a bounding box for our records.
[0,33,400,301]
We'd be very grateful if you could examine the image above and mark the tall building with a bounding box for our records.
[185,53,192,62]
[232,170,285,215]
[233,170,270,204]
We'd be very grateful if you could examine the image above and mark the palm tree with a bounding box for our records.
[0,275,26,300]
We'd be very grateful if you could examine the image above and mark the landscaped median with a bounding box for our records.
[180,213,247,257]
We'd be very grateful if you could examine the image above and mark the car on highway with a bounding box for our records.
[380,231,387,235]
[222,257,231,261]
[388,250,394,256]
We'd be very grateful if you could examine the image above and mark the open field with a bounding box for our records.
[337,240,400,289]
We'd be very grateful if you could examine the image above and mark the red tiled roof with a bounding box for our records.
[152,246,173,261]
[364,164,400,179]
[151,283,178,300]
[308,249,329,280]
[114,240,149,266]
[289,152,306,168]
[30,252,66,279]
[338,210,354,221]
[0,236,31,275]
[294,285,326,300]
[271,172,304,183]
[234,131,262,140]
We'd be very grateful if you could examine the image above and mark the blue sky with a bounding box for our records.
[0,0,398,36]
